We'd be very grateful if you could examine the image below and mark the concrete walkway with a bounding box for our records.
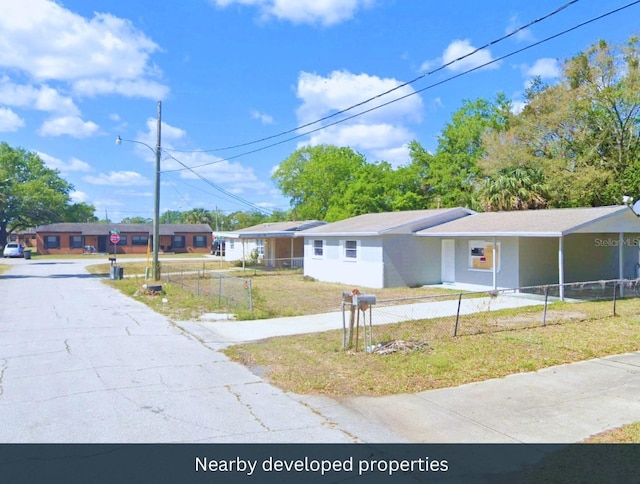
[2,257,639,443]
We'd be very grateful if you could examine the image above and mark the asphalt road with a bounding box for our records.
[0,257,400,443]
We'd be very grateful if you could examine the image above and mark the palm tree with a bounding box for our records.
[480,166,549,211]
[183,208,212,226]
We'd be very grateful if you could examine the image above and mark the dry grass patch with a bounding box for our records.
[223,300,640,397]
[584,422,640,443]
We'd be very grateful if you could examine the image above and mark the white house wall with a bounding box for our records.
[383,235,441,287]
[225,239,258,262]
[304,237,385,288]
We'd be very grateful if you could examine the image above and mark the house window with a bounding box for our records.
[44,236,60,249]
[255,239,265,255]
[116,235,128,246]
[173,235,185,249]
[313,240,324,257]
[344,240,358,259]
[229,239,235,250]
[193,235,207,248]
[132,235,148,246]
[70,236,83,249]
[469,240,500,271]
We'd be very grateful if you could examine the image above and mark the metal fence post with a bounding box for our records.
[543,285,549,326]
[453,293,462,337]
[218,273,222,306]
[197,270,200,296]
[613,280,617,316]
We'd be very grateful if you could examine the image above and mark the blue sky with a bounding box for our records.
[0,0,638,222]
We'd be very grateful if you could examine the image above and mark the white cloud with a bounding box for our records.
[70,191,89,203]
[211,0,374,26]
[506,16,534,43]
[84,171,150,186]
[73,78,169,100]
[0,77,79,115]
[525,58,561,79]
[0,107,25,131]
[0,0,167,100]
[296,70,422,125]
[440,39,500,73]
[38,116,100,138]
[38,152,92,173]
[294,70,421,165]
[0,1,160,82]
[251,110,274,125]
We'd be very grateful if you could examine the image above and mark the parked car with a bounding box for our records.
[3,243,24,258]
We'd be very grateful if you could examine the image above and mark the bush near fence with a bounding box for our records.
[341,279,640,352]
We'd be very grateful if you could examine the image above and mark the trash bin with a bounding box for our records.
[110,266,124,280]
[24,250,31,260]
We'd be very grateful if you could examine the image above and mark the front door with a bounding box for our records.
[97,235,108,253]
[441,239,455,283]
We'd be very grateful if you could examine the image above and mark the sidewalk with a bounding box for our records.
[189,292,546,343]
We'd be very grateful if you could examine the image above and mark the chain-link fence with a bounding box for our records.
[162,264,253,313]
[341,279,640,351]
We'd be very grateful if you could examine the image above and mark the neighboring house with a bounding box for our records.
[35,223,212,255]
[416,205,640,297]
[302,208,474,288]
[7,229,37,249]
[217,220,326,268]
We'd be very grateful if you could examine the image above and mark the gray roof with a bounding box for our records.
[36,223,212,236]
[416,206,640,237]
[302,208,474,236]
[221,220,326,239]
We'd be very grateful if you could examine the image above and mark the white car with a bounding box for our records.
[3,243,24,258]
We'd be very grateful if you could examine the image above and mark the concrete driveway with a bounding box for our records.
[0,258,400,443]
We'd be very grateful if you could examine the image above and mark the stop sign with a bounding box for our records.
[110,233,121,244]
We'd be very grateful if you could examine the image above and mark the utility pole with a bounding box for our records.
[153,101,162,281]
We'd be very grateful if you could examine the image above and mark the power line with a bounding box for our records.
[164,0,580,155]
[162,152,273,215]
[163,0,640,173]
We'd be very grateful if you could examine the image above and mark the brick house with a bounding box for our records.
[35,223,212,255]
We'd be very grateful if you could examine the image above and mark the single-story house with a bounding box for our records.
[416,205,640,298]
[217,220,326,268]
[35,223,212,255]
[302,208,474,288]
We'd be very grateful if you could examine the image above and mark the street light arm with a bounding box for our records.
[116,136,158,156]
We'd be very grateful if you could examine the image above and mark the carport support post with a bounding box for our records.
[619,232,625,298]
[558,237,565,301]
[492,237,497,290]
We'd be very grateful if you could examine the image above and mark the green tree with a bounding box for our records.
[272,145,367,221]
[426,95,511,208]
[0,142,77,247]
[61,202,98,223]
[481,37,640,207]
[160,210,183,223]
[120,216,152,224]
